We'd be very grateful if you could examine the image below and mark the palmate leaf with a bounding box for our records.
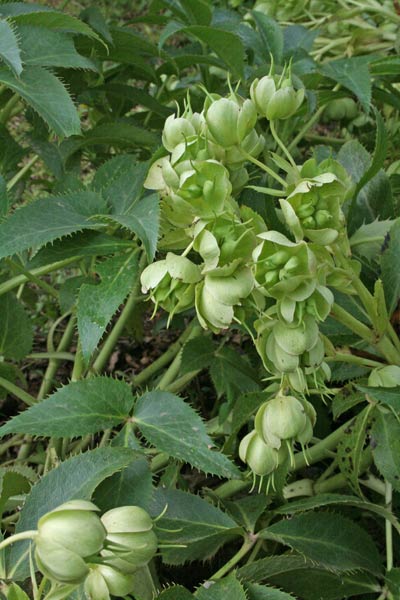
[196,573,247,600]
[133,391,239,478]
[0,293,33,359]
[259,512,382,575]
[0,377,135,438]
[0,190,106,260]
[7,446,135,580]
[150,488,240,565]
[77,251,139,362]
[0,18,23,75]
[0,66,81,137]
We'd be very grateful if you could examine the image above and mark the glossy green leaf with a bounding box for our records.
[7,446,134,580]
[77,251,139,362]
[371,410,400,492]
[259,512,382,574]
[151,488,239,565]
[381,218,400,316]
[18,26,96,69]
[0,18,23,75]
[0,377,135,438]
[244,583,297,600]
[0,66,81,137]
[134,391,239,478]
[321,57,371,112]
[0,294,33,360]
[94,452,153,513]
[0,191,106,260]
[196,573,247,600]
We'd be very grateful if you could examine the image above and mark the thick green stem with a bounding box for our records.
[6,259,59,299]
[164,370,201,394]
[270,120,298,169]
[38,315,76,401]
[0,377,36,406]
[28,352,75,362]
[156,324,203,390]
[331,303,374,343]
[209,534,257,580]
[92,252,145,374]
[6,155,39,191]
[326,351,383,368]
[0,93,21,124]
[385,481,394,572]
[0,258,81,297]
[133,320,201,387]
[0,530,37,552]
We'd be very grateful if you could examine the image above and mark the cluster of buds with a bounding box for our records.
[33,501,157,599]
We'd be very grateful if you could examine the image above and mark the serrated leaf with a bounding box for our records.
[180,336,215,375]
[224,494,269,533]
[350,219,394,262]
[337,405,375,497]
[210,347,260,404]
[157,587,193,599]
[371,410,400,492]
[268,569,379,600]
[251,11,283,63]
[134,391,239,478]
[196,573,247,599]
[28,231,134,269]
[94,452,153,513]
[245,583,297,600]
[0,294,33,360]
[381,218,400,316]
[0,18,22,76]
[77,251,139,362]
[79,6,112,43]
[7,446,135,580]
[0,377,135,438]
[0,468,31,516]
[0,66,81,137]
[92,155,149,215]
[259,512,382,574]
[107,192,160,261]
[160,24,244,78]
[321,57,371,112]
[332,385,366,420]
[151,488,239,565]
[18,26,96,70]
[179,0,212,25]
[357,385,400,411]
[0,5,100,41]
[338,140,393,233]
[275,493,400,534]
[238,555,312,583]
[0,190,106,260]
[386,568,400,596]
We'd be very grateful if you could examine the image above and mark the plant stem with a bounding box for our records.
[6,259,59,299]
[385,480,394,572]
[242,152,287,188]
[92,251,145,374]
[71,343,85,381]
[209,534,257,580]
[6,155,40,192]
[164,370,201,394]
[133,320,201,387]
[156,324,203,390]
[288,106,325,152]
[0,257,80,298]
[0,531,37,552]
[38,315,76,401]
[0,377,36,406]
[326,351,383,368]
[331,303,374,343]
[27,352,75,362]
[270,120,298,169]
[0,93,21,124]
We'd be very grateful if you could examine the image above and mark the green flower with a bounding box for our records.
[141,253,202,317]
[255,394,308,448]
[253,231,317,302]
[205,96,257,148]
[250,74,304,121]
[85,565,135,600]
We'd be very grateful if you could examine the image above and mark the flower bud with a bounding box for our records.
[162,115,196,152]
[250,75,304,120]
[205,97,257,148]
[255,395,307,448]
[239,430,286,475]
[101,506,158,573]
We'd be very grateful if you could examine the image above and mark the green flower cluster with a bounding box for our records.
[141,80,354,483]
[34,501,157,600]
